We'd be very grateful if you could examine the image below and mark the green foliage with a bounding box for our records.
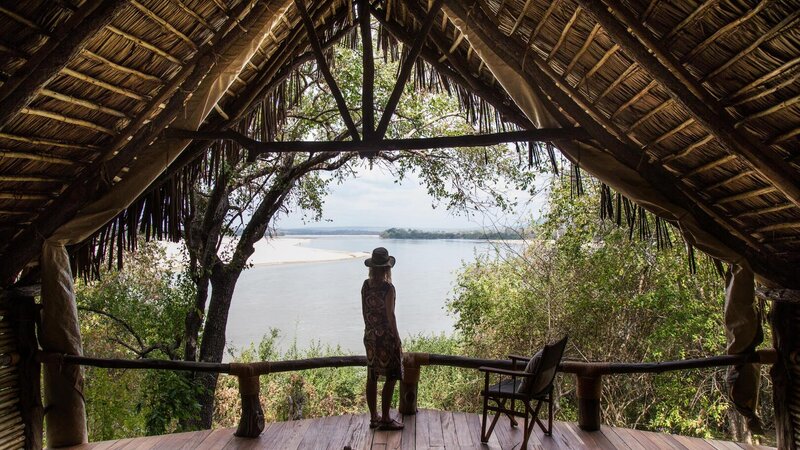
[77,241,197,440]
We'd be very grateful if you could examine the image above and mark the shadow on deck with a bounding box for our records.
[67,409,774,449]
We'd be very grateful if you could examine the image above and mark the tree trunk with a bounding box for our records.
[183,271,210,362]
[196,263,241,428]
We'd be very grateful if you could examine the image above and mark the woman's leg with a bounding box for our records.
[380,378,396,422]
[366,376,378,421]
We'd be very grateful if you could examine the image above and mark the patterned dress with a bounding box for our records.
[362,280,403,381]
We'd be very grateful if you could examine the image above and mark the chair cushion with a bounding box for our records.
[517,350,543,395]
[482,379,527,400]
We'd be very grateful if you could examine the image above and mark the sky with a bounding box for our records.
[275,164,553,230]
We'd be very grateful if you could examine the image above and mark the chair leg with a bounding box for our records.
[482,401,503,443]
[481,394,489,442]
[522,404,530,449]
[547,391,554,435]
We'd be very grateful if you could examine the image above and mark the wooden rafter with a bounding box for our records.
[295,0,360,141]
[106,25,184,65]
[547,6,581,63]
[164,128,589,154]
[681,0,769,64]
[0,0,131,131]
[130,0,198,51]
[564,23,599,76]
[38,88,130,119]
[61,68,149,101]
[80,49,163,83]
[19,107,117,135]
[577,0,800,211]
[374,0,444,140]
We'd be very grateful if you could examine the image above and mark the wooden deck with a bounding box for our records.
[68,409,775,449]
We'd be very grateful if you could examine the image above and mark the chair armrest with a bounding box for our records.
[478,366,533,377]
[508,354,531,362]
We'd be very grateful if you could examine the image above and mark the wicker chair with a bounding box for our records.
[478,336,568,448]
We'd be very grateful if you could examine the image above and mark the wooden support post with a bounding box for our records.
[8,293,43,450]
[358,0,374,145]
[399,353,428,415]
[234,375,265,438]
[576,374,602,431]
[770,301,800,450]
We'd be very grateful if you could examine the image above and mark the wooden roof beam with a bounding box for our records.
[294,0,360,141]
[37,89,130,119]
[0,0,131,131]
[564,23,600,76]
[576,0,800,211]
[130,0,198,51]
[0,151,78,165]
[105,25,184,65]
[165,128,589,154]
[547,6,581,63]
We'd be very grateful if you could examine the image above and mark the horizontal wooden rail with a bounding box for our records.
[34,349,777,375]
[34,349,778,437]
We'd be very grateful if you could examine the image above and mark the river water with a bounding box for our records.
[224,235,512,357]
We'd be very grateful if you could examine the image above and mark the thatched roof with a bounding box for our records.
[0,0,799,287]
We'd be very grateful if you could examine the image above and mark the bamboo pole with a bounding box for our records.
[130,0,198,51]
[564,23,600,76]
[0,132,98,151]
[105,25,184,65]
[717,186,776,205]
[0,151,77,165]
[60,68,149,102]
[626,98,674,133]
[79,50,163,83]
[738,202,794,219]
[37,89,129,119]
[528,0,560,43]
[168,0,215,32]
[681,155,738,179]
[19,107,117,136]
[611,80,658,121]
[547,6,582,63]
[646,118,695,149]
[577,44,620,89]
[661,134,714,163]
[702,171,754,193]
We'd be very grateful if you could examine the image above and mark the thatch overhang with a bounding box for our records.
[0,0,798,287]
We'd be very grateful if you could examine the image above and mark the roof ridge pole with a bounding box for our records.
[373,0,444,140]
[0,0,131,131]
[574,0,800,211]
[294,0,361,141]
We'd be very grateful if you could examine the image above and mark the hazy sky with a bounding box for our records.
[275,165,553,230]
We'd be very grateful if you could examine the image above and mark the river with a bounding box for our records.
[224,235,513,357]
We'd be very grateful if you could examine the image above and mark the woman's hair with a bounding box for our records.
[368,266,392,284]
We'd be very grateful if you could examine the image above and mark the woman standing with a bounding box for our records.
[361,247,404,430]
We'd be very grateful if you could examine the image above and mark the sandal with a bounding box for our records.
[369,419,379,429]
[378,418,404,431]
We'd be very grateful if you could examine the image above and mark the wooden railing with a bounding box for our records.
[32,349,779,438]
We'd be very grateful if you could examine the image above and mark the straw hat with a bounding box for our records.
[364,247,396,268]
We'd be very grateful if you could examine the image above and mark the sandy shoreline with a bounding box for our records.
[161,236,369,266]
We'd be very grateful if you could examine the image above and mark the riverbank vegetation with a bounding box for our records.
[379,227,523,240]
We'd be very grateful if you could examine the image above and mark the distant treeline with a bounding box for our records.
[380,227,522,240]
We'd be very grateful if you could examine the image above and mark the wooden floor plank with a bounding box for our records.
[440,411,459,448]
[414,410,431,449]
[337,413,368,450]
[324,414,355,450]
[609,426,649,450]
[453,412,476,447]
[427,409,445,448]
[599,425,634,450]
[671,433,718,450]
[194,428,236,450]
[400,413,415,450]
[278,417,313,450]
[566,421,618,449]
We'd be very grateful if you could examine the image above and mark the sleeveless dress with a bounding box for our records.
[362,280,403,381]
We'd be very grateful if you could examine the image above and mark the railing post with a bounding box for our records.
[230,363,264,438]
[399,353,428,415]
[576,373,602,431]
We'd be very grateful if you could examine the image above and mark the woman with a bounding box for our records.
[361,247,404,431]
